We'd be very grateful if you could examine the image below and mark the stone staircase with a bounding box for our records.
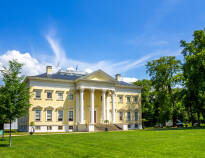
[94,124,122,131]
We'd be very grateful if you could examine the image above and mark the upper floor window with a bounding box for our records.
[47,91,52,99]
[118,95,123,102]
[68,111,73,121]
[35,90,41,99]
[35,109,41,121]
[134,96,138,103]
[127,111,131,121]
[57,92,63,100]
[119,112,123,121]
[47,110,52,121]
[126,96,131,103]
[68,93,73,100]
[135,111,138,121]
[58,110,63,121]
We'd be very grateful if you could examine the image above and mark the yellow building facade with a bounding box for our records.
[18,66,142,132]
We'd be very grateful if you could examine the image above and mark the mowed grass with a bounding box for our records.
[0,129,205,158]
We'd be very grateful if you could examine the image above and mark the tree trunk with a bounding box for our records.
[190,105,194,127]
[9,120,11,147]
[168,85,176,127]
[0,122,4,140]
[197,111,200,127]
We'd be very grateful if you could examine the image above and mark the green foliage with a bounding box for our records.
[180,29,205,125]
[146,56,182,124]
[0,60,31,146]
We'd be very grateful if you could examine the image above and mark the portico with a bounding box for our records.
[76,87,116,126]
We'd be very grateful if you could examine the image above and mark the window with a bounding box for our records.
[134,96,138,103]
[135,112,138,121]
[127,96,131,103]
[69,126,73,130]
[57,92,63,100]
[119,112,123,121]
[35,126,41,130]
[47,110,52,121]
[35,90,41,99]
[35,109,41,121]
[47,91,52,99]
[68,111,73,121]
[58,126,63,130]
[127,111,131,121]
[118,95,123,102]
[58,110,63,121]
[47,126,52,130]
[68,93,73,100]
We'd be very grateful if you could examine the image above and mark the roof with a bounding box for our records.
[30,73,84,80]
[28,70,140,89]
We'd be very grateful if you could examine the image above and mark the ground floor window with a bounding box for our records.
[68,111,73,121]
[35,109,41,121]
[69,126,73,130]
[58,110,63,121]
[119,112,123,121]
[128,124,131,128]
[47,110,52,121]
[127,111,131,121]
[58,126,63,130]
[47,126,52,130]
[35,126,41,130]
[135,124,138,128]
[135,111,138,121]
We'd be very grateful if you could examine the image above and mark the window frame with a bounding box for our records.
[127,111,131,121]
[57,92,63,100]
[126,96,131,103]
[35,90,41,99]
[58,110,63,121]
[35,109,41,121]
[46,110,53,121]
[119,111,123,121]
[68,93,73,100]
[135,111,138,121]
[46,91,52,99]
[118,95,123,103]
[68,110,74,121]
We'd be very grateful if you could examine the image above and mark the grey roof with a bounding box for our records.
[118,81,134,87]
[31,73,84,80]
[30,73,135,87]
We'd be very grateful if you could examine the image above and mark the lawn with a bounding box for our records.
[0,128,205,158]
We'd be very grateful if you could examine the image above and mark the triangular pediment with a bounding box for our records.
[77,70,117,83]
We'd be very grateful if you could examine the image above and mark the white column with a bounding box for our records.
[90,88,95,124]
[112,91,116,123]
[76,91,79,124]
[106,93,110,122]
[80,88,84,124]
[102,89,106,123]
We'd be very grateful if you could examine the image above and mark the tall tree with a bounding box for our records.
[134,79,156,126]
[180,29,205,125]
[0,60,31,147]
[146,56,181,125]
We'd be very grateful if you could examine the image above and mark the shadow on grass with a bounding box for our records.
[144,126,205,131]
[0,143,9,147]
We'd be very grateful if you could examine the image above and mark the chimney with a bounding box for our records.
[46,66,52,75]
[115,74,121,81]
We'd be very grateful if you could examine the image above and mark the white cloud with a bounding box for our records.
[121,77,138,83]
[0,32,166,81]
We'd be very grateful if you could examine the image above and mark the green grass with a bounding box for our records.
[0,129,205,158]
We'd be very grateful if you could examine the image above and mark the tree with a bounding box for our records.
[181,29,205,126]
[134,79,156,126]
[0,60,31,147]
[146,56,182,125]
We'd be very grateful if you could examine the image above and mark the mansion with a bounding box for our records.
[18,66,142,132]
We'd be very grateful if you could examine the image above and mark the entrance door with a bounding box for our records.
[94,111,97,123]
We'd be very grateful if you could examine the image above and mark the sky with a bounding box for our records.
[0,0,205,83]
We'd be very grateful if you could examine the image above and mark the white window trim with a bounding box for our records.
[46,110,53,122]
[57,110,64,122]
[34,109,41,121]
[68,110,74,122]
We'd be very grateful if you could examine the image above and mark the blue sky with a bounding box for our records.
[0,0,204,82]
